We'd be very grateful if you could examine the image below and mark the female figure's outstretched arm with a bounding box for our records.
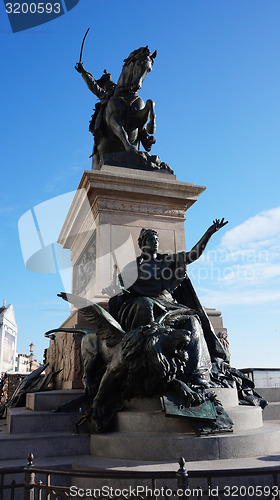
[185,218,228,264]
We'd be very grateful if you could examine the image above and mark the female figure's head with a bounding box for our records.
[138,228,159,255]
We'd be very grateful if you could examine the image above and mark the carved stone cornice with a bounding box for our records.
[58,168,206,249]
[95,198,186,219]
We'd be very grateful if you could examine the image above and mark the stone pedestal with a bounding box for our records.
[58,166,206,304]
[205,307,230,360]
[47,164,229,389]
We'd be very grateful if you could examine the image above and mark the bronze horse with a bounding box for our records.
[76,46,157,168]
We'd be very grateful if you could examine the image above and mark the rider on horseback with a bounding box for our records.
[75,46,158,169]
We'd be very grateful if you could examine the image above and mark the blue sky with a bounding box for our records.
[1,0,280,368]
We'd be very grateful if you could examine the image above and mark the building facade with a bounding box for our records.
[15,353,29,373]
[0,302,17,373]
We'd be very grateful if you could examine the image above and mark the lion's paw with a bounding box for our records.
[91,405,106,418]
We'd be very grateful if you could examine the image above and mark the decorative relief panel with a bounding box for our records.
[73,231,96,296]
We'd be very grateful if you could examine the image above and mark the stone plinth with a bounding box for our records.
[58,166,205,303]
[205,308,230,360]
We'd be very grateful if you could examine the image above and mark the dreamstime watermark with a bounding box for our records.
[3,0,80,33]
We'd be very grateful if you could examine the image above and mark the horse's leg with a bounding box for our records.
[106,100,138,152]
[130,99,156,133]
[111,116,139,152]
[145,99,156,134]
[131,100,156,152]
[138,129,156,151]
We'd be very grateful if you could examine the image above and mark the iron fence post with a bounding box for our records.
[176,457,190,500]
[24,453,35,500]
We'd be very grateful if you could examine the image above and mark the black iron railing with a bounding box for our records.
[0,465,25,500]
[0,454,280,500]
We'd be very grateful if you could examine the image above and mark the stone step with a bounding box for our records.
[27,387,238,413]
[90,420,280,462]
[116,410,194,434]
[124,387,239,412]
[205,386,238,408]
[72,452,280,471]
[0,431,89,460]
[7,407,80,434]
[256,387,280,402]
[116,405,263,434]
[217,405,263,431]
[0,454,86,469]
[262,402,280,421]
[7,401,263,437]
[26,390,83,411]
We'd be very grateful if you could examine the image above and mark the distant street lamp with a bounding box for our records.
[29,343,35,372]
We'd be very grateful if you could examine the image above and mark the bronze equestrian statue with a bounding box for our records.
[76,43,172,172]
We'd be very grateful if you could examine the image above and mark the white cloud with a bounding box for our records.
[190,206,280,308]
[216,262,280,285]
[197,286,280,307]
[220,207,280,251]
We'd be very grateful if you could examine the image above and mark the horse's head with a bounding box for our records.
[118,46,157,92]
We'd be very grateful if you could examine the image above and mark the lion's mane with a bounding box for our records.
[121,324,184,398]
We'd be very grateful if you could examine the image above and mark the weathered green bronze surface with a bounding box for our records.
[161,394,217,421]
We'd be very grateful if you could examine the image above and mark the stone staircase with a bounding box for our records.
[0,385,280,467]
[90,387,280,462]
[0,390,89,465]
[257,387,280,421]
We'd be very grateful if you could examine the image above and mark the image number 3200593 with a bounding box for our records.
[4,0,80,32]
